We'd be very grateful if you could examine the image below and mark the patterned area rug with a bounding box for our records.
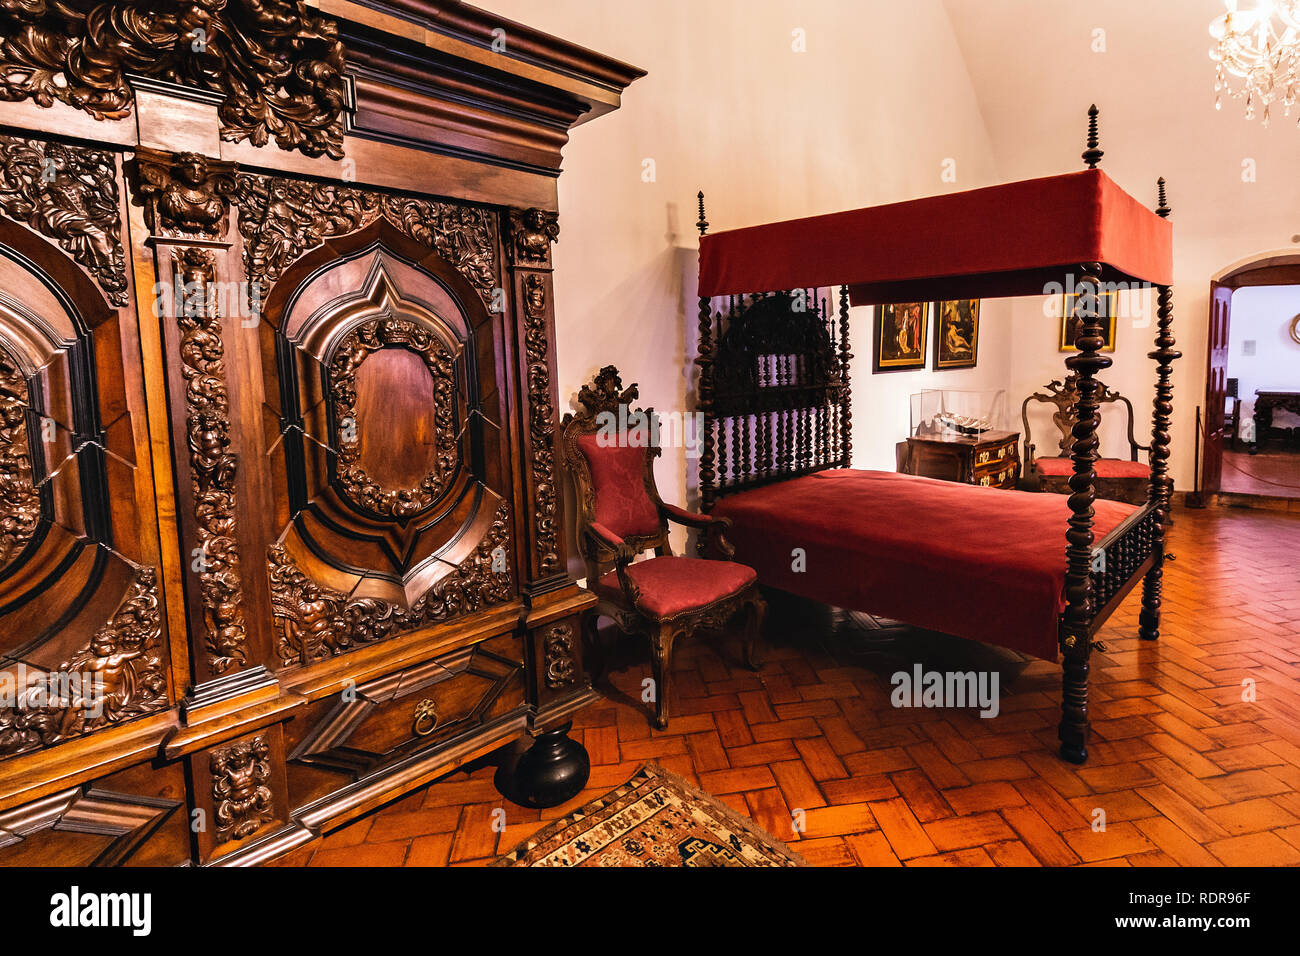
[494,763,807,867]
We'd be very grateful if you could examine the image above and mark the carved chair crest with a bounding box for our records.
[1022,372,1145,462]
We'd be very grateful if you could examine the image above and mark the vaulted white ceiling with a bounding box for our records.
[942,0,1300,273]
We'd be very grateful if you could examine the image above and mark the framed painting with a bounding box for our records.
[874,301,930,372]
[1059,290,1119,352]
[934,299,980,369]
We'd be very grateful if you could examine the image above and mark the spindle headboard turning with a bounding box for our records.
[695,286,852,512]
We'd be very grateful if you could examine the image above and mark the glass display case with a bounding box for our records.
[909,388,1010,441]
[899,389,1020,489]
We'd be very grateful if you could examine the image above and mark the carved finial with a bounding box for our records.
[575,365,639,418]
[1082,104,1103,169]
[1155,177,1171,219]
[696,190,709,236]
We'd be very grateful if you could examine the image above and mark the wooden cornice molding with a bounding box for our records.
[328,0,645,106]
[330,0,644,176]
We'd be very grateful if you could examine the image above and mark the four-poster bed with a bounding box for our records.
[692,109,1180,764]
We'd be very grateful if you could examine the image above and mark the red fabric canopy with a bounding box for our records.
[697,169,1172,304]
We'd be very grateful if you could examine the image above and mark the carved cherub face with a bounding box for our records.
[175,154,208,188]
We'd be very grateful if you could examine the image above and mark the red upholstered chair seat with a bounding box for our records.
[1034,457,1150,479]
[594,556,758,620]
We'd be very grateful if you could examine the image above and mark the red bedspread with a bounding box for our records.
[710,470,1138,661]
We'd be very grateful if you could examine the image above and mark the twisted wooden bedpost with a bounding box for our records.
[695,191,717,541]
[1059,262,1111,764]
[838,284,853,467]
[1140,179,1178,641]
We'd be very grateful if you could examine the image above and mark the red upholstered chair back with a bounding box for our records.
[560,367,670,582]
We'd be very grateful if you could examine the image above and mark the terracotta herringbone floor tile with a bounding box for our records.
[280,506,1300,867]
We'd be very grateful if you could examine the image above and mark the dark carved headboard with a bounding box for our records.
[696,287,852,512]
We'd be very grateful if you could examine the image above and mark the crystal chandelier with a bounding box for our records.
[1210,0,1300,125]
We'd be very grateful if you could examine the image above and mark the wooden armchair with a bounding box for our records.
[560,366,765,729]
[1021,373,1151,506]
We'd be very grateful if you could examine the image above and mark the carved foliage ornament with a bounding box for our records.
[0,566,167,758]
[542,623,576,689]
[233,173,499,307]
[0,345,40,570]
[523,274,560,575]
[175,248,247,674]
[0,133,127,306]
[268,503,515,667]
[508,207,559,267]
[0,0,348,159]
[210,734,275,841]
[329,317,459,519]
[133,149,237,238]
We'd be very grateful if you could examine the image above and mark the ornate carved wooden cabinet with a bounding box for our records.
[0,0,641,865]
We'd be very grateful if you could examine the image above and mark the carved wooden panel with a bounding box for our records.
[172,248,248,675]
[188,726,288,862]
[0,133,127,306]
[329,317,459,518]
[507,211,567,585]
[0,762,186,867]
[0,342,40,569]
[0,0,349,158]
[284,633,526,795]
[234,172,499,307]
[256,217,520,670]
[0,138,172,761]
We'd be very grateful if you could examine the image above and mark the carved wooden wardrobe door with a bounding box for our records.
[0,136,173,761]
[0,0,641,867]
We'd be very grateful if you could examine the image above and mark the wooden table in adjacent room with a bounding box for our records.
[1251,389,1300,453]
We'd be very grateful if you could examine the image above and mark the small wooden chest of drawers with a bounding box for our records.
[897,430,1022,489]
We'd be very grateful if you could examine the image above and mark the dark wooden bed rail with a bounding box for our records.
[692,107,1177,765]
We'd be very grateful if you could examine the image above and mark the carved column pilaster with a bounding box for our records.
[130,149,269,705]
[504,207,596,738]
[506,207,567,592]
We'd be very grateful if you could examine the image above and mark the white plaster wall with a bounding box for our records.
[481,0,1007,556]
[1228,285,1300,432]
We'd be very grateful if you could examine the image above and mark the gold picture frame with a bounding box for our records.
[874,302,930,372]
[934,299,980,369]
[1059,290,1119,352]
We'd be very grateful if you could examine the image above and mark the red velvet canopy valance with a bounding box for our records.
[697,169,1172,304]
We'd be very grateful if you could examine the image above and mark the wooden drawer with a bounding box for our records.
[975,461,1019,489]
[973,439,1017,469]
[286,632,526,781]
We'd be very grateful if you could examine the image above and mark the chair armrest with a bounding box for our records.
[588,522,636,565]
[586,523,641,607]
[660,504,735,559]
[660,503,729,530]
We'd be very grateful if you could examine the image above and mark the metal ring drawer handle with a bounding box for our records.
[413,698,440,737]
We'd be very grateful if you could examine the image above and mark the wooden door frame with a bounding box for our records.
[1198,252,1300,499]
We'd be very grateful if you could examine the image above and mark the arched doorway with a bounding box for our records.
[1198,251,1300,500]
